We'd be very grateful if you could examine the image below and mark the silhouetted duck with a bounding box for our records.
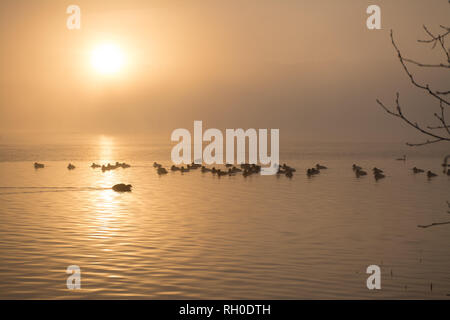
[231,166,242,173]
[373,167,383,174]
[427,171,437,178]
[153,162,162,168]
[282,164,296,172]
[67,163,76,170]
[112,184,132,192]
[355,168,367,177]
[316,164,327,170]
[91,163,101,168]
[34,162,44,169]
[188,163,201,169]
[171,165,180,171]
[412,167,424,174]
[157,167,168,175]
[227,168,235,176]
[180,166,190,173]
[307,168,320,176]
[352,164,362,171]
[374,172,385,180]
[201,166,211,173]
[120,162,131,168]
[225,163,233,168]
[217,169,227,177]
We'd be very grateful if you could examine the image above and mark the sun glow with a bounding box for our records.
[90,43,124,75]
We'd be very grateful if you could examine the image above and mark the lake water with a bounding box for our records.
[0,137,449,299]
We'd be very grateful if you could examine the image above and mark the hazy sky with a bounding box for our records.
[0,0,449,143]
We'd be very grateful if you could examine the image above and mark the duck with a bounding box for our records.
[217,169,228,177]
[119,162,131,168]
[171,165,180,171]
[412,167,424,174]
[91,163,101,168]
[374,172,385,180]
[34,162,45,169]
[355,168,367,177]
[227,168,236,176]
[225,163,233,168]
[427,171,437,178]
[396,155,406,161]
[112,184,132,192]
[67,163,76,170]
[373,167,383,174]
[307,168,320,176]
[250,164,262,173]
[231,166,242,173]
[188,163,201,169]
[180,166,190,173]
[316,164,327,170]
[282,164,296,172]
[352,164,362,171]
[285,171,293,178]
[153,162,162,168]
[157,167,168,175]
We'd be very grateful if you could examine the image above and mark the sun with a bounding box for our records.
[90,43,124,75]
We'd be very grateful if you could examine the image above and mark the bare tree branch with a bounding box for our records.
[376,20,450,147]
[376,93,450,146]
[418,25,450,64]
[391,30,449,106]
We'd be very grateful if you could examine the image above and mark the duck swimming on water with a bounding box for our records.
[412,167,424,174]
[374,172,385,180]
[427,171,437,178]
[373,167,383,174]
[67,163,76,170]
[34,162,44,169]
[112,184,132,192]
[153,162,162,168]
[355,168,367,177]
[157,167,168,175]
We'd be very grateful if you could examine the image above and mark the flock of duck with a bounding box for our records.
[33,161,133,192]
[32,156,449,193]
[352,164,387,180]
[153,162,297,178]
[34,161,131,172]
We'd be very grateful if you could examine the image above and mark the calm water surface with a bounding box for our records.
[0,138,449,299]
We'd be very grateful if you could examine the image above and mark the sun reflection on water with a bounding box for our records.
[98,135,115,163]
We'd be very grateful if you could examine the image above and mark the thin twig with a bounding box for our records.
[376,93,450,146]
